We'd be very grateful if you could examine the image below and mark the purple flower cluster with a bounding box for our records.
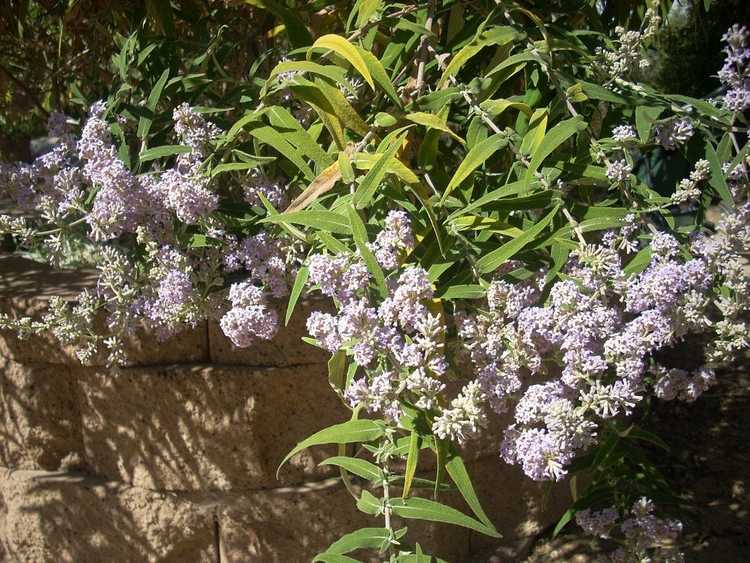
[307,253,371,302]
[456,217,742,481]
[154,105,221,224]
[655,118,694,151]
[305,257,447,422]
[243,172,289,209]
[577,499,682,562]
[369,210,415,270]
[223,231,294,298]
[78,102,171,240]
[719,25,750,112]
[172,103,221,156]
[219,282,278,347]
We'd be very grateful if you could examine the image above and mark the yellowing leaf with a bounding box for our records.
[405,112,464,143]
[308,34,374,90]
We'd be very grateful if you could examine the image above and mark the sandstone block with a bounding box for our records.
[207,297,332,366]
[0,358,83,470]
[0,468,214,563]
[465,456,573,561]
[77,364,350,491]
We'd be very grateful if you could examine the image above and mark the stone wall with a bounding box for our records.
[0,255,572,562]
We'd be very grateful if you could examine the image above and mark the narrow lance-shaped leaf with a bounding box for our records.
[353,134,406,208]
[248,126,316,180]
[445,456,498,533]
[317,527,391,558]
[402,430,420,499]
[442,133,509,201]
[277,419,385,477]
[285,265,309,326]
[523,117,586,190]
[138,144,191,162]
[308,34,375,90]
[405,112,464,144]
[389,497,501,537]
[319,456,384,482]
[476,204,560,273]
[137,68,170,140]
[348,205,387,295]
[261,209,352,234]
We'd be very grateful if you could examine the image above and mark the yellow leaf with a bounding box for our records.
[308,34,374,90]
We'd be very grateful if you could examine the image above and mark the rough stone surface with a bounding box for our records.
[207,297,332,367]
[0,357,83,470]
[77,363,351,491]
[0,468,215,562]
[466,456,573,562]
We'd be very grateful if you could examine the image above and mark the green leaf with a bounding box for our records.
[389,497,501,537]
[285,266,309,326]
[267,60,347,88]
[520,108,548,156]
[405,112,463,143]
[320,456,384,482]
[138,144,191,162]
[579,81,628,104]
[623,246,652,275]
[327,350,348,392]
[137,68,170,140]
[348,206,386,295]
[375,112,398,127]
[635,106,664,143]
[243,0,312,48]
[524,117,586,190]
[278,420,385,477]
[211,161,264,177]
[248,126,316,180]
[261,209,351,234]
[438,26,519,88]
[355,0,381,27]
[479,98,532,118]
[445,456,497,533]
[309,34,374,90]
[357,490,382,515]
[476,204,560,273]
[314,554,361,563]
[402,430,420,499]
[318,527,390,558]
[357,47,402,107]
[439,284,486,300]
[353,134,405,208]
[442,133,509,201]
[705,140,733,205]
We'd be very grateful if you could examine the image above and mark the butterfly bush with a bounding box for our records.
[0,2,748,559]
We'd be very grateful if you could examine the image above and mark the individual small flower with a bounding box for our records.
[606,159,632,183]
